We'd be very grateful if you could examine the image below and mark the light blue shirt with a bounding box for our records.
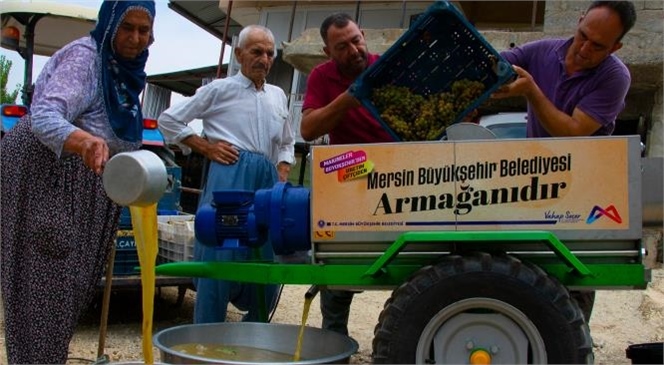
[158,72,295,165]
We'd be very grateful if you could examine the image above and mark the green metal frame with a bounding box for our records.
[364,231,592,276]
[155,231,648,288]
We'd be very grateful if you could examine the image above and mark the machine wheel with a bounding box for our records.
[372,252,593,364]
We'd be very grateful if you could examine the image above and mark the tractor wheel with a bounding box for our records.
[372,252,593,364]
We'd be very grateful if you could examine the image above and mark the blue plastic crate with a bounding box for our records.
[118,207,132,228]
[350,0,515,141]
[113,229,139,276]
[114,209,185,276]
[112,247,140,276]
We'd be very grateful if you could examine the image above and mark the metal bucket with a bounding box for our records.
[103,150,168,206]
[153,322,358,364]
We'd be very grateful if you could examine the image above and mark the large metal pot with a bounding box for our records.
[103,150,168,206]
[153,322,358,364]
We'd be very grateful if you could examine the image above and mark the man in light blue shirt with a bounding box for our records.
[158,24,295,323]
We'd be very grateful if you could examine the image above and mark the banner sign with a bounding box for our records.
[310,138,629,233]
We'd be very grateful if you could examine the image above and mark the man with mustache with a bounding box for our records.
[300,13,394,337]
[158,25,295,324]
[492,1,637,324]
[300,13,393,145]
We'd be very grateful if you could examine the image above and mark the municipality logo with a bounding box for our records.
[586,205,622,224]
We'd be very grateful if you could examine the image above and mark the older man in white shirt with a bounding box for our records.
[158,24,295,324]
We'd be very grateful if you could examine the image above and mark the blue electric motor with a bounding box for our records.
[195,182,311,255]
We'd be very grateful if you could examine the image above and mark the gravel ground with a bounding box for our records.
[0,266,662,364]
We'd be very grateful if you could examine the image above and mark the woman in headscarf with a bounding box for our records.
[0,1,155,363]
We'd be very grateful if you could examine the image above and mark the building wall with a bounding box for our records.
[258,1,432,46]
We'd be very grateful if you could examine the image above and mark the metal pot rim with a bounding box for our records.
[153,322,359,365]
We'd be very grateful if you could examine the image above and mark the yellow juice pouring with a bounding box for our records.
[293,294,314,361]
[130,204,158,364]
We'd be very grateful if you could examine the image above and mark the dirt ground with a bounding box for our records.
[0,266,662,364]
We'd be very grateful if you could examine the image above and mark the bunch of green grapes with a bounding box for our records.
[450,79,485,114]
[431,91,456,130]
[373,85,423,119]
[371,79,485,141]
[372,85,424,141]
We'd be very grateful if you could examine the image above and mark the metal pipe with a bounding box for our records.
[284,1,298,105]
[97,245,117,358]
[180,186,202,194]
[217,0,233,79]
[287,1,297,42]
[312,249,641,259]
[531,1,538,31]
[297,145,309,186]
[399,0,407,28]
[22,15,43,106]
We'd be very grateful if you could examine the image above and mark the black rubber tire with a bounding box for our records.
[372,252,593,364]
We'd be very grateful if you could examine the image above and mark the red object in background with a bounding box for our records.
[1,26,20,50]
[143,118,158,129]
[2,26,20,40]
[2,105,28,118]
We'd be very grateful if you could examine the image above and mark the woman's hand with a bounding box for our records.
[80,136,110,174]
[63,130,109,175]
